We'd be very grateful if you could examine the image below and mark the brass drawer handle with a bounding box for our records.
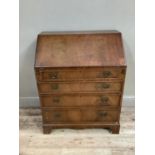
[102,83,110,89]
[48,72,58,79]
[100,96,109,105]
[102,71,112,78]
[51,83,59,90]
[96,83,110,89]
[53,96,60,103]
[98,111,108,117]
[97,71,112,78]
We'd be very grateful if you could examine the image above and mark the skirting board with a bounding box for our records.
[19,96,135,108]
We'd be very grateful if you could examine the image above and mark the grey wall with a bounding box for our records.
[20,0,135,106]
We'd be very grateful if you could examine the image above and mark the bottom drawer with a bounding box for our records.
[42,109,119,123]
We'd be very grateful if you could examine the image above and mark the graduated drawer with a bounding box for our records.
[36,67,125,81]
[42,109,119,123]
[40,94,121,107]
[38,81,122,94]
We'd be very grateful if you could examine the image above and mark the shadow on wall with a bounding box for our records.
[123,39,135,97]
[19,39,38,98]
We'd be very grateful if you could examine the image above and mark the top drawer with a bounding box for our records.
[35,67,125,81]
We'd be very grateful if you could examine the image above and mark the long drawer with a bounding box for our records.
[42,109,119,123]
[38,81,122,94]
[40,94,121,107]
[36,67,125,81]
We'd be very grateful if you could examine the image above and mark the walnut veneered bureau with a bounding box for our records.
[34,31,127,134]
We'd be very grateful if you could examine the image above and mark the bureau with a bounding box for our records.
[34,31,126,134]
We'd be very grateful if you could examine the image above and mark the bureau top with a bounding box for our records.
[35,31,126,68]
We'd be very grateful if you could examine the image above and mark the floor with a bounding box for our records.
[19,105,135,155]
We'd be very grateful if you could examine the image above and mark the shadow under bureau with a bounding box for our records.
[34,31,127,134]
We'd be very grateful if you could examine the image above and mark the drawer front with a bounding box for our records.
[40,94,120,107]
[42,109,119,123]
[38,82,122,93]
[37,68,125,81]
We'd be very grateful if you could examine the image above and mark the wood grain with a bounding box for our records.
[35,32,126,67]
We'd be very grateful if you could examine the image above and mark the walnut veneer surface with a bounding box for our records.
[34,31,127,134]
